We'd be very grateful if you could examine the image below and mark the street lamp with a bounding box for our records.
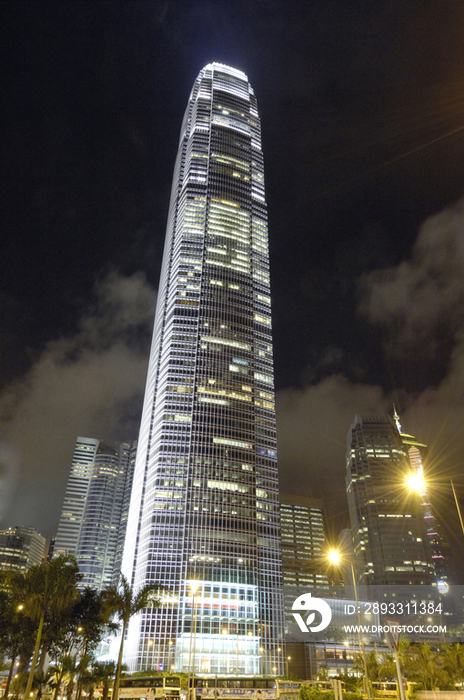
[287,656,291,679]
[450,479,464,536]
[327,549,371,700]
[405,472,426,494]
[221,629,230,674]
[187,582,200,700]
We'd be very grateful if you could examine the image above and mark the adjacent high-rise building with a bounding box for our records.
[280,495,329,680]
[346,414,434,587]
[280,494,329,603]
[122,63,284,675]
[0,526,46,572]
[54,436,136,590]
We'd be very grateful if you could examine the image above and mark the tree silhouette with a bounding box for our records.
[1,555,82,699]
[104,575,162,700]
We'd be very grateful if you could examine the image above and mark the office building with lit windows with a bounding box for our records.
[121,63,284,675]
[0,526,46,572]
[54,436,136,590]
[346,414,434,587]
[280,494,330,610]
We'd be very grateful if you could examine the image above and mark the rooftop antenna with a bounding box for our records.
[392,404,402,433]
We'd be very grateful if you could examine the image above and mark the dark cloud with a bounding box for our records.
[360,195,464,355]
[360,194,464,495]
[0,271,156,536]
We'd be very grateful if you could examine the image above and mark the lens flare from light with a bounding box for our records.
[406,472,426,493]
[327,549,341,565]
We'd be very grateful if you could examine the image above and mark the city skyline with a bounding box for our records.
[122,62,284,675]
[1,2,463,577]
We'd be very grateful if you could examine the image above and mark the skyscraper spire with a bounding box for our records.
[393,404,402,433]
[122,63,284,675]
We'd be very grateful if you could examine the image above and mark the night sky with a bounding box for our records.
[1,1,463,575]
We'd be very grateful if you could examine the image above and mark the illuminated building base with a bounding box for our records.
[175,633,261,675]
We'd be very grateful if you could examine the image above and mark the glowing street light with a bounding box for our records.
[405,472,426,494]
[406,472,464,536]
[327,549,341,566]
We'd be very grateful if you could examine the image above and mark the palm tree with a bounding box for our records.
[365,649,380,681]
[73,588,114,700]
[49,654,80,700]
[17,556,81,699]
[404,643,449,690]
[92,661,118,700]
[0,575,36,696]
[80,662,110,700]
[32,668,54,700]
[104,575,162,700]
[378,652,397,682]
[440,643,464,685]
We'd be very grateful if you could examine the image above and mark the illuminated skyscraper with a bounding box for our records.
[0,526,45,572]
[122,63,284,675]
[54,437,136,590]
[346,414,434,587]
[280,494,329,605]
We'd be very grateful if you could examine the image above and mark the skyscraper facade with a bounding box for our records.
[346,414,434,587]
[280,494,329,601]
[0,526,46,572]
[54,437,100,559]
[122,63,284,675]
[54,437,136,590]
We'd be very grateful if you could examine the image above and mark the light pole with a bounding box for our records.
[450,478,464,536]
[187,582,200,700]
[222,629,229,674]
[191,590,199,692]
[287,656,291,679]
[168,640,174,674]
[328,550,371,700]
